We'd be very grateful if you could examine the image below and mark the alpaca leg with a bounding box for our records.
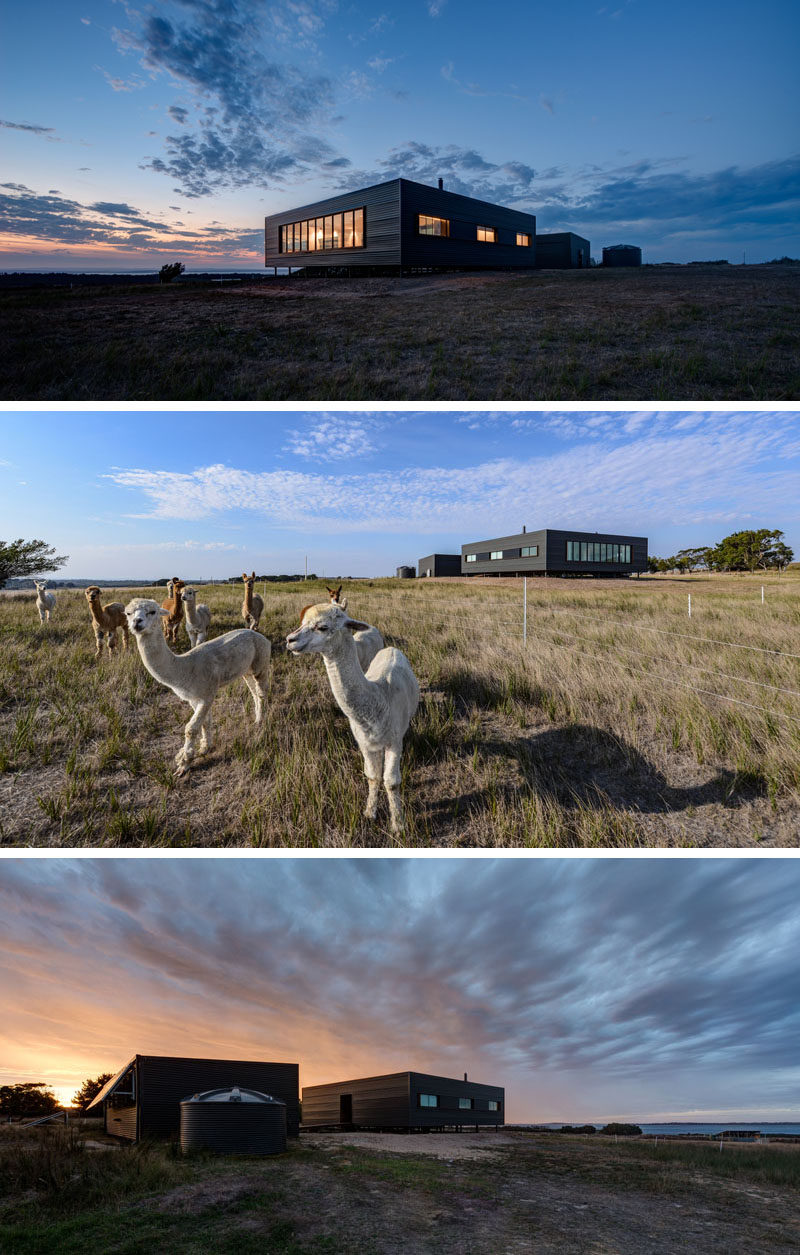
[175,701,209,774]
[243,673,266,724]
[199,710,213,754]
[121,621,129,651]
[383,745,405,834]
[187,626,197,649]
[93,627,103,657]
[107,628,117,653]
[362,749,384,820]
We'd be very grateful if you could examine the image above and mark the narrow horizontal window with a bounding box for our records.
[476,552,491,562]
[418,1094,438,1108]
[458,1097,474,1110]
[465,553,477,562]
[521,545,538,557]
[477,225,497,243]
[490,550,503,560]
[516,233,531,247]
[418,214,449,237]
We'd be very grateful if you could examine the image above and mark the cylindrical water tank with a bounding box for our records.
[180,1086,287,1155]
[396,565,416,579]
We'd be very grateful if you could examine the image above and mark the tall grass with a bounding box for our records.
[1,573,798,846]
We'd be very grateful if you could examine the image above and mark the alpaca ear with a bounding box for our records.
[158,607,170,617]
[251,571,255,579]
[344,619,370,632]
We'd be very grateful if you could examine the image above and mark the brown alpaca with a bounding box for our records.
[326,584,347,610]
[85,586,130,657]
[161,577,185,644]
[241,572,264,631]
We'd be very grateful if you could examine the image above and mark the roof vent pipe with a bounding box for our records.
[522,525,526,533]
[464,1072,468,1082]
[438,177,443,190]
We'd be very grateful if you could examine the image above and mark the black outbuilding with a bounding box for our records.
[265,178,537,274]
[86,1055,300,1142]
[463,528,648,577]
[535,232,591,269]
[603,244,642,267]
[302,1071,504,1131]
[417,553,462,578]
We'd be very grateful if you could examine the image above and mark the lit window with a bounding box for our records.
[516,233,531,247]
[477,226,497,242]
[465,553,477,562]
[324,215,333,249]
[343,210,354,248]
[333,212,343,248]
[418,214,449,237]
[419,1094,438,1108]
[353,207,364,247]
[490,550,503,560]
[488,1100,500,1112]
[459,1098,473,1109]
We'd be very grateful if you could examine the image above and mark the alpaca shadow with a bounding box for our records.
[424,723,763,823]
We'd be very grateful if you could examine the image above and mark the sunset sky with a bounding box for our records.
[2,0,798,269]
[1,410,799,579]
[1,856,798,1121]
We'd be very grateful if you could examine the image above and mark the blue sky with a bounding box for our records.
[1,411,798,578]
[2,1,798,268]
[2,857,798,1120]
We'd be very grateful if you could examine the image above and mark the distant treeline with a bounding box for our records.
[648,528,793,574]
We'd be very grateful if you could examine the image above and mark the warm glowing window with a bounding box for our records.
[418,214,450,237]
[477,225,497,242]
[516,232,531,247]
[324,215,333,249]
[279,208,366,253]
[418,1094,438,1108]
[353,207,364,246]
[300,221,308,252]
[333,212,342,247]
[343,210,354,248]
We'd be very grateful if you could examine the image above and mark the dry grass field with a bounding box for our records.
[1,573,798,848]
[1,1124,797,1254]
[1,264,798,400]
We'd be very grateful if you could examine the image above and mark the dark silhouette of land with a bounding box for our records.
[1,263,797,399]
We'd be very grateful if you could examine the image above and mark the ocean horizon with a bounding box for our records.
[531,1121,800,1137]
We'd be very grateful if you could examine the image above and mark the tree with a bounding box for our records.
[0,538,68,587]
[159,262,185,283]
[601,1122,642,1136]
[675,547,714,573]
[0,1082,59,1118]
[73,1072,113,1111]
[710,529,793,572]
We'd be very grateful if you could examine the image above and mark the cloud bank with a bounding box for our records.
[1,859,798,1120]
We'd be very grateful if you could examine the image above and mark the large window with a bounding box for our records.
[477,225,497,242]
[567,540,632,563]
[458,1097,474,1110]
[418,214,450,236]
[465,553,477,563]
[516,233,532,247]
[521,545,538,557]
[488,1100,500,1112]
[418,1094,438,1108]
[280,207,365,253]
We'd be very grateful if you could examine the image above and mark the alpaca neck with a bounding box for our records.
[322,631,384,721]
[88,601,104,627]
[135,627,182,682]
[244,585,253,611]
[185,601,198,625]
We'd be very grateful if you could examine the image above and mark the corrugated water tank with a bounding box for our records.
[180,1086,287,1155]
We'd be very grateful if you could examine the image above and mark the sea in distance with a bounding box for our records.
[534,1122,800,1137]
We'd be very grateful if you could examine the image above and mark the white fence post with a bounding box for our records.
[761,585,765,604]
[688,593,692,618]
[523,577,527,645]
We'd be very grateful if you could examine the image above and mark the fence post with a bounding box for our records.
[688,593,691,618]
[523,577,527,645]
[761,585,765,604]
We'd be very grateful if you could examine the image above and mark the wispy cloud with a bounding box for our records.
[103,414,800,536]
[283,416,379,462]
[0,119,57,136]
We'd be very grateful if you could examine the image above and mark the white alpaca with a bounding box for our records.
[34,580,56,624]
[182,587,212,648]
[125,598,271,775]
[286,603,419,833]
[299,598,383,672]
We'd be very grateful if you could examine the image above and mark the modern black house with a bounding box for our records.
[603,244,642,267]
[418,553,462,578]
[86,1055,300,1142]
[302,1071,504,1131]
[535,232,591,269]
[265,178,537,274]
[462,528,648,577]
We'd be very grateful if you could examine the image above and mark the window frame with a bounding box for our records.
[418,1093,439,1108]
[417,213,450,238]
[477,225,497,243]
[516,232,532,247]
[278,207,367,254]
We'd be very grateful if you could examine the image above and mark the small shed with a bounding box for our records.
[535,232,591,269]
[603,244,642,267]
[86,1054,299,1142]
[417,554,461,578]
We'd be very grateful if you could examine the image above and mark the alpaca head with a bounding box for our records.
[286,603,369,656]
[125,597,169,637]
[181,587,197,607]
[327,585,343,603]
[34,580,48,591]
[85,586,102,604]
[242,571,256,590]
